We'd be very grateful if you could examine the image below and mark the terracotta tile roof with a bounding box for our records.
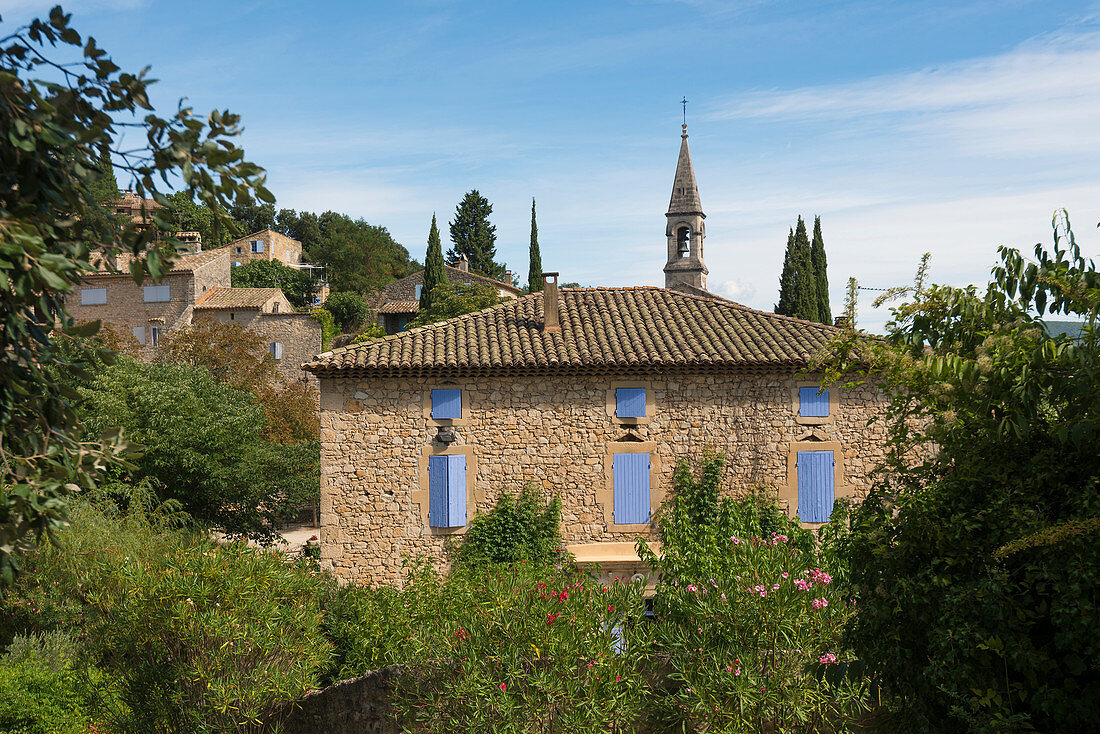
[378,300,421,314]
[194,287,280,310]
[379,266,523,304]
[305,287,840,378]
[86,248,227,276]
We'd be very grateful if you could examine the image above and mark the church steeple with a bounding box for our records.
[664,123,708,292]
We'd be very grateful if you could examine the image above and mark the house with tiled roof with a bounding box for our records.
[304,125,892,586]
[68,247,321,385]
[374,256,523,334]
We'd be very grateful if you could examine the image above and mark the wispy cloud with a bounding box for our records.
[707,26,1100,156]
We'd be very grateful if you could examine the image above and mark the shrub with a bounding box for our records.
[0,660,104,734]
[323,291,370,333]
[640,453,869,732]
[311,307,338,350]
[455,485,563,566]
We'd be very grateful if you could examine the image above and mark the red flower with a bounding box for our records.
[558,590,569,602]
[499,683,507,691]
[455,627,469,641]
[608,605,615,612]
[547,613,558,625]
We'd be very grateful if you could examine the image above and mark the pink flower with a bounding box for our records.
[616,675,622,682]
[499,683,507,691]
[811,597,829,610]
[781,572,789,579]
[558,590,569,602]
[794,579,810,591]
[455,627,469,641]
[547,613,558,625]
[687,584,698,593]
[608,605,614,612]
[730,536,741,545]
[819,653,837,665]
[720,593,726,600]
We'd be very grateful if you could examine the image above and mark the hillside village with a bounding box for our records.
[3,5,1098,734]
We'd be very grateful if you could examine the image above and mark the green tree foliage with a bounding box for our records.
[76,357,317,541]
[323,291,369,333]
[527,198,543,293]
[810,215,831,324]
[86,150,119,205]
[407,281,505,329]
[455,486,562,566]
[774,217,819,321]
[308,212,411,294]
[228,190,276,236]
[421,213,447,311]
[229,258,316,309]
[0,7,271,581]
[819,212,1100,732]
[447,190,506,281]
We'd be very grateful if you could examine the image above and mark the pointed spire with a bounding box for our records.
[668,124,703,215]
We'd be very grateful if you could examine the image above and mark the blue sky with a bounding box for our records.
[4,0,1100,330]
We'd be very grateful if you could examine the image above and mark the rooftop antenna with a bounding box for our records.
[681,96,688,126]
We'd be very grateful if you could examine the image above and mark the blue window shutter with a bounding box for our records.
[428,455,449,527]
[447,455,467,527]
[431,389,462,420]
[613,453,650,524]
[797,450,835,522]
[799,386,830,417]
[616,388,646,418]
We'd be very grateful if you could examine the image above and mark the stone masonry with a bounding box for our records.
[319,370,889,586]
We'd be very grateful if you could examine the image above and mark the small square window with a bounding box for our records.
[798,387,830,418]
[431,389,461,420]
[428,454,467,528]
[616,388,646,418]
[250,240,264,254]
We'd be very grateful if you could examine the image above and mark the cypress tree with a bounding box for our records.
[775,227,797,316]
[810,215,831,324]
[791,216,818,321]
[527,198,543,293]
[421,214,446,311]
[447,190,504,280]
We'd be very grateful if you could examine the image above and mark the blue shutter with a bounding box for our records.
[616,388,646,418]
[613,453,650,524]
[799,386,830,417]
[428,455,449,527]
[797,450,835,522]
[447,455,467,527]
[431,389,462,420]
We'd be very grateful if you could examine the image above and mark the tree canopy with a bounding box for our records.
[0,6,271,581]
[775,216,823,323]
[421,213,447,311]
[527,198,543,293]
[408,281,504,329]
[810,215,831,324]
[230,258,316,309]
[816,212,1100,731]
[447,190,506,281]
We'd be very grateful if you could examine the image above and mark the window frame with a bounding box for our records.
[150,325,162,347]
[782,439,848,526]
[270,342,283,360]
[143,284,171,303]
[423,385,468,426]
[416,445,479,535]
[792,380,838,426]
[250,240,264,254]
[606,379,654,425]
[80,287,107,305]
[600,441,661,533]
[132,326,146,346]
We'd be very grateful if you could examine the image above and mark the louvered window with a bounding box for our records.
[798,386,829,418]
[428,454,467,527]
[615,388,646,418]
[613,453,651,524]
[431,389,461,420]
[796,450,835,522]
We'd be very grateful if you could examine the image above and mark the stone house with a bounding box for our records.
[69,247,321,385]
[226,228,304,268]
[375,257,523,334]
[303,123,890,586]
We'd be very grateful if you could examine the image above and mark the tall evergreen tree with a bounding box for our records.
[775,228,797,316]
[421,213,446,311]
[447,190,505,280]
[527,198,543,293]
[810,215,831,324]
[774,217,818,321]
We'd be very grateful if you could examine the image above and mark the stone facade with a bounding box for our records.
[225,228,303,267]
[318,370,889,586]
[68,249,230,356]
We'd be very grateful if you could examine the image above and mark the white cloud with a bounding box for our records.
[717,279,757,302]
[707,28,1100,156]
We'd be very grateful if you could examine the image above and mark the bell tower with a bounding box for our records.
[663,122,708,292]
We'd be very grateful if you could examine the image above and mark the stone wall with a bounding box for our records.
[273,669,398,734]
[68,271,195,355]
[318,370,890,586]
[226,228,303,267]
[254,313,323,387]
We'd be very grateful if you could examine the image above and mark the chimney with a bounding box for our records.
[458,254,469,272]
[504,269,512,284]
[542,272,560,333]
[833,315,851,329]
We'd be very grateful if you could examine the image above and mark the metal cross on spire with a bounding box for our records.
[681,96,688,126]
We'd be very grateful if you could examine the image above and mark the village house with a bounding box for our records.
[69,245,322,386]
[304,124,892,586]
[374,256,523,334]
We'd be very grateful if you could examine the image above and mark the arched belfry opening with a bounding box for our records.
[664,123,708,291]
